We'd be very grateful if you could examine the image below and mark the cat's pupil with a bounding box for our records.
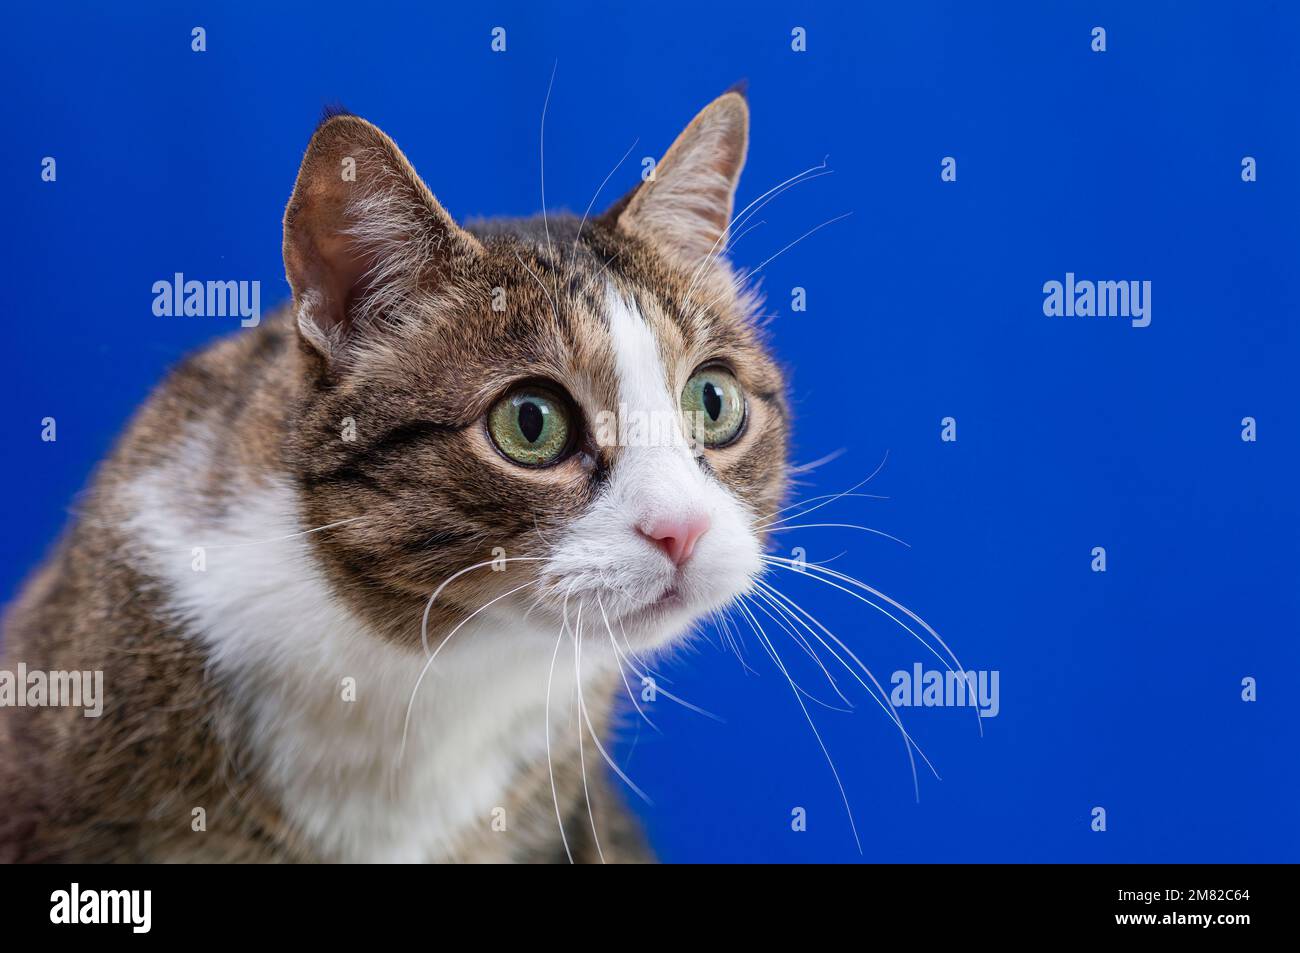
[702,381,723,421]
[518,401,545,443]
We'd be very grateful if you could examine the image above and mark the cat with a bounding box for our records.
[0,88,790,862]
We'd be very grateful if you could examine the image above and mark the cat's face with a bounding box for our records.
[282,94,787,654]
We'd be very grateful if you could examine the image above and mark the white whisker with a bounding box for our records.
[763,556,982,737]
[598,596,658,732]
[539,60,557,265]
[761,557,953,677]
[420,556,546,655]
[573,137,639,251]
[160,515,366,553]
[758,494,888,528]
[573,605,606,863]
[754,577,939,795]
[702,211,852,318]
[515,251,562,324]
[756,451,891,528]
[763,522,911,547]
[684,160,833,300]
[788,447,847,475]
[573,607,652,805]
[614,617,721,721]
[734,596,862,853]
[745,591,854,709]
[546,582,575,864]
[399,579,537,764]
[734,598,845,711]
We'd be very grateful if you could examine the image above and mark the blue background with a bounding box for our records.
[4,1,1297,862]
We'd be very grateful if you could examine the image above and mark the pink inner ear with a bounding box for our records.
[314,228,374,329]
[287,191,393,342]
[615,94,748,266]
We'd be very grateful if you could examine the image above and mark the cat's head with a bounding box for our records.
[282,91,788,655]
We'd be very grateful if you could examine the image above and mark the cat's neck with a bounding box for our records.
[120,460,598,861]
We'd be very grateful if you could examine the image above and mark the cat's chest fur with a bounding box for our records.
[125,470,584,862]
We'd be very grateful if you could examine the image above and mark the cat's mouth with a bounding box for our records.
[617,583,688,630]
[649,584,684,610]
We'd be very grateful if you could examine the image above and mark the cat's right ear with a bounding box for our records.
[282,113,483,360]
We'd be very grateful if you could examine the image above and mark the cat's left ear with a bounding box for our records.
[607,90,749,266]
[283,112,483,360]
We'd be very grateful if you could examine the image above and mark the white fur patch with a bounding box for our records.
[122,460,586,862]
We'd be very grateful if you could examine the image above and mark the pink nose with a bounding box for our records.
[639,515,711,568]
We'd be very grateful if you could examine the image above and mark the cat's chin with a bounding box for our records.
[616,586,688,639]
[611,578,755,655]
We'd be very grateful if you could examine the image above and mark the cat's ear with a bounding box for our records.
[282,113,482,359]
[608,90,748,266]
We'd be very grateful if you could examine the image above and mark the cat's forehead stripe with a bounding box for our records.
[603,283,680,424]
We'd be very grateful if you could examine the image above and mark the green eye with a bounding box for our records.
[681,366,746,447]
[487,386,572,466]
